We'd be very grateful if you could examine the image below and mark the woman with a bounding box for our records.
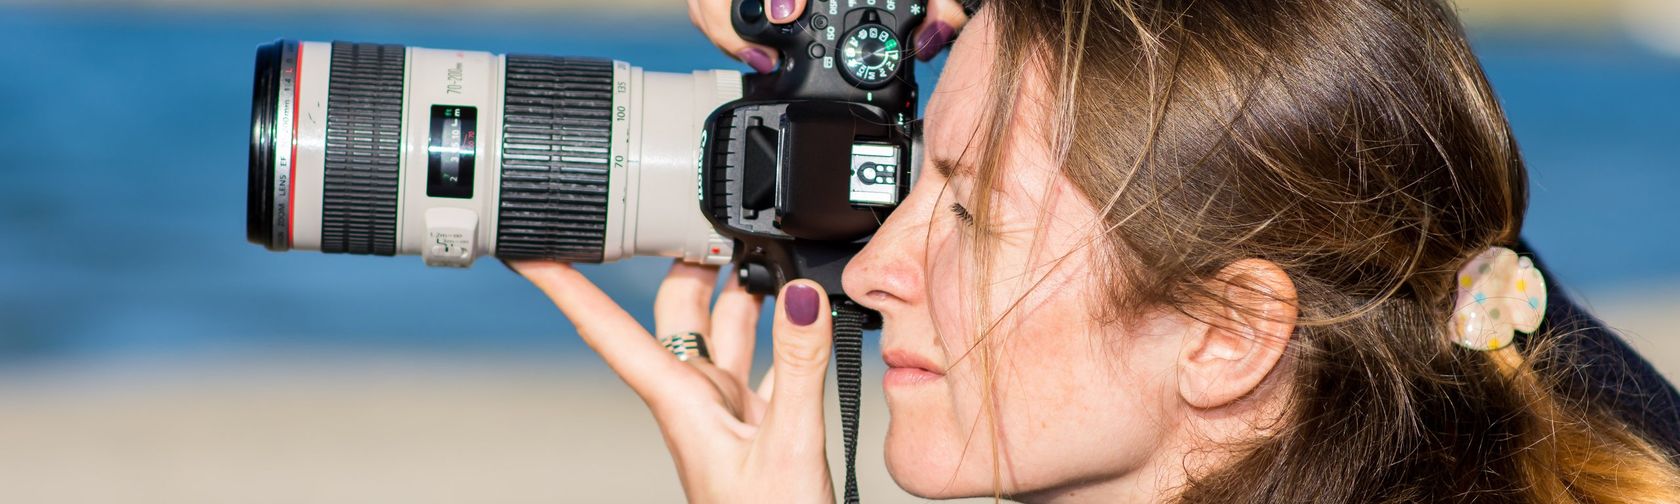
[510,0,1680,501]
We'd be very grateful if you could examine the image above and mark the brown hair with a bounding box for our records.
[960,0,1680,501]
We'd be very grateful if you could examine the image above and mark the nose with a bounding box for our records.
[842,186,935,312]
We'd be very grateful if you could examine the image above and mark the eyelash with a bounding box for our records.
[949,202,975,226]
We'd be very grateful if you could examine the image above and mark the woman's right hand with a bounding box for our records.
[510,260,842,503]
[686,0,970,73]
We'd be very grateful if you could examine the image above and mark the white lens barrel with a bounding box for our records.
[287,41,332,252]
[610,67,743,265]
[266,40,740,267]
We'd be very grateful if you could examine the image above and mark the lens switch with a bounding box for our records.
[423,207,479,267]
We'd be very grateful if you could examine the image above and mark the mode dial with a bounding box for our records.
[839,23,904,89]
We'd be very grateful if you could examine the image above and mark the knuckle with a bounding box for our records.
[704,30,737,51]
[702,14,738,38]
[646,380,711,414]
[656,280,713,303]
[655,288,705,308]
[774,334,831,371]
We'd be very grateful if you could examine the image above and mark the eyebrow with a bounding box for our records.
[931,157,973,179]
[933,157,956,179]
[909,119,974,180]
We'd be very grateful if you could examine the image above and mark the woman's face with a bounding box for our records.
[841,13,1190,500]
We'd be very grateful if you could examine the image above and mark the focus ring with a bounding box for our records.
[321,41,404,256]
[496,55,615,261]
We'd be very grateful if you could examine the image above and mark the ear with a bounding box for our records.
[1177,259,1298,409]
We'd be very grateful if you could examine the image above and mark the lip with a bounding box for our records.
[882,349,945,387]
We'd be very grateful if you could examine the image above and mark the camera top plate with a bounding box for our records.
[731,0,924,121]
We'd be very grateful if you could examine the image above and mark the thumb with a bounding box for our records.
[759,280,833,452]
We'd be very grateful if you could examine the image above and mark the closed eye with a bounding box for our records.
[949,202,974,226]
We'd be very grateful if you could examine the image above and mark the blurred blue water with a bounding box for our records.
[0,8,1675,361]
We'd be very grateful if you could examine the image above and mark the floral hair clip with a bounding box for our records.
[1450,246,1548,351]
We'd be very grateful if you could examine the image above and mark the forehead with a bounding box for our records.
[921,14,1054,180]
[922,14,997,174]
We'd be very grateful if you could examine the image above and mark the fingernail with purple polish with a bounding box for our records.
[914,22,954,61]
[770,0,796,21]
[785,284,820,326]
[737,48,776,74]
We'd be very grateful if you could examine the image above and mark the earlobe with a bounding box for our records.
[1177,259,1298,409]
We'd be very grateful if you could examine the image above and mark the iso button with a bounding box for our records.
[423,207,479,268]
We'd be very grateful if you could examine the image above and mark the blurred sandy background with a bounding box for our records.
[0,0,1676,502]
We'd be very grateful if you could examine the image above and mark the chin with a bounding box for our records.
[882,421,984,499]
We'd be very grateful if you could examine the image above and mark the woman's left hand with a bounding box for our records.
[508,259,838,504]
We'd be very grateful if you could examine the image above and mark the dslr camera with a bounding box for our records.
[246,0,926,299]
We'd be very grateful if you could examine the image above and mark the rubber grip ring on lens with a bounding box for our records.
[495,55,615,262]
[321,41,404,256]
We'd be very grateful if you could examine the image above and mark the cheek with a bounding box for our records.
[926,234,975,352]
[927,229,990,425]
[979,265,1180,490]
[1016,269,1214,490]
[932,193,1179,490]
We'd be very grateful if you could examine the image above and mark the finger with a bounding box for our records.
[913,0,970,61]
[686,0,703,28]
[755,364,776,402]
[694,0,780,73]
[508,260,697,403]
[710,272,765,384]
[929,0,972,31]
[764,0,808,24]
[758,280,834,452]
[653,260,721,343]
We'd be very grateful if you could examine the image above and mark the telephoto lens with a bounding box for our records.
[248,40,740,267]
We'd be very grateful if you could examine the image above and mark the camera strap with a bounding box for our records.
[831,300,869,504]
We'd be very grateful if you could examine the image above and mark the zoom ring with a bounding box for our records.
[321,41,404,255]
[496,55,616,261]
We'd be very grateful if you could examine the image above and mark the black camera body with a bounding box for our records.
[702,0,925,298]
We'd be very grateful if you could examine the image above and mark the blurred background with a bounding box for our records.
[0,0,1676,502]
